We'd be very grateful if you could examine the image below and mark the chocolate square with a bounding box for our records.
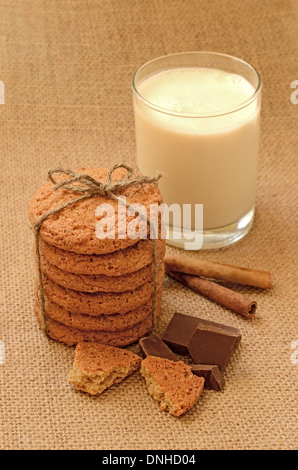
[188,318,241,371]
[139,334,179,361]
[162,313,201,355]
[191,364,225,391]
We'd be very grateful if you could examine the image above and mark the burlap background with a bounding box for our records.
[0,0,297,450]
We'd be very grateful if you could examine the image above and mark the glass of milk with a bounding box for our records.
[132,52,262,250]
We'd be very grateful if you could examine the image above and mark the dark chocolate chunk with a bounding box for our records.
[162,313,201,355]
[191,364,225,391]
[188,318,241,371]
[162,313,241,371]
[139,334,179,361]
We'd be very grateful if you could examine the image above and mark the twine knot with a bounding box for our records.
[48,163,161,201]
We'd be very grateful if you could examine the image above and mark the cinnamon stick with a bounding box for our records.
[167,269,257,318]
[165,254,271,289]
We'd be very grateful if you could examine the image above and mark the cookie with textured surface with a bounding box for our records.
[40,255,159,293]
[35,302,162,347]
[37,289,162,332]
[68,342,142,395]
[140,356,205,417]
[39,237,166,276]
[29,167,163,255]
[41,266,164,315]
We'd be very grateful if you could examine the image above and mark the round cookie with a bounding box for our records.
[41,289,162,331]
[39,238,166,276]
[35,305,162,347]
[40,255,160,293]
[41,267,165,315]
[29,167,163,255]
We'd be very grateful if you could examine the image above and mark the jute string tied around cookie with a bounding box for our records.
[33,164,162,336]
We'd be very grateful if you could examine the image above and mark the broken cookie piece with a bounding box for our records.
[140,356,204,416]
[68,341,142,395]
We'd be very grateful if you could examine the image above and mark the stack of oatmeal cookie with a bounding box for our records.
[29,167,165,347]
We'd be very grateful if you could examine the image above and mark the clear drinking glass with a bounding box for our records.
[132,52,262,250]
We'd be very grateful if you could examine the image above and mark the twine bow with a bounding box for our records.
[33,164,162,336]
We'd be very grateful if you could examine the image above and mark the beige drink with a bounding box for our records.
[132,53,262,248]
